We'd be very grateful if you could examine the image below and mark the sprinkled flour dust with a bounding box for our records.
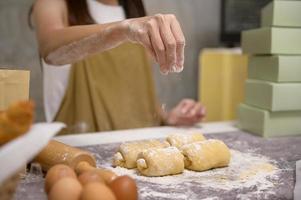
[101,150,280,199]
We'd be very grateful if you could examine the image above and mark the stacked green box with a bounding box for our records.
[239,0,301,137]
[261,1,301,27]
[239,104,301,137]
[245,79,301,111]
[248,56,301,82]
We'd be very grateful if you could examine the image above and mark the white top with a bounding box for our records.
[43,0,125,122]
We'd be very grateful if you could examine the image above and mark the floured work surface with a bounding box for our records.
[14,131,301,200]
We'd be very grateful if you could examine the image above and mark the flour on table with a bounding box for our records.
[101,150,280,199]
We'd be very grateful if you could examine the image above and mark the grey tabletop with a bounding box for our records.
[14,131,301,200]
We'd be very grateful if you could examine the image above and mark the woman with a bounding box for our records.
[32,0,206,133]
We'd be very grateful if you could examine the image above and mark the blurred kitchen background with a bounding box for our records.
[0,0,271,121]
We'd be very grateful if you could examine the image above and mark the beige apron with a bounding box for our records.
[55,43,163,134]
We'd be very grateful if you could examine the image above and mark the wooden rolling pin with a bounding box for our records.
[35,140,117,184]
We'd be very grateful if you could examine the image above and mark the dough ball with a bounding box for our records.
[166,132,206,149]
[112,140,170,169]
[181,139,230,171]
[137,147,184,177]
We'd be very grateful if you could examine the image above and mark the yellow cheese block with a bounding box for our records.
[199,49,248,122]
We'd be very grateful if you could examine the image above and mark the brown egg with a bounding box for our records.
[109,176,138,200]
[78,171,105,186]
[48,177,82,200]
[91,168,118,184]
[45,164,77,193]
[80,182,116,200]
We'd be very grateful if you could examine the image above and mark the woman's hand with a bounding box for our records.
[165,99,206,126]
[123,14,185,74]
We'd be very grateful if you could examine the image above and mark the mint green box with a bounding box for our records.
[245,79,301,111]
[248,56,301,82]
[242,27,301,55]
[238,103,301,137]
[261,1,301,27]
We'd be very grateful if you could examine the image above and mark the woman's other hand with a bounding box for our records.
[165,99,206,126]
[124,14,185,75]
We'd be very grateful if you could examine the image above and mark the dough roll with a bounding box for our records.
[181,139,230,171]
[136,147,184,177]
[166,133,206,148]
[112,140,169,169]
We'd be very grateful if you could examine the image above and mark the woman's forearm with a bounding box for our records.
[41,21,129,65]
[37,12,185,74]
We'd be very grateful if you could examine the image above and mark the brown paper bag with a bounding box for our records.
[0,69,30,111]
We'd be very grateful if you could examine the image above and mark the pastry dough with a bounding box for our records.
[166,133,206,148]
[181,139,230,171]
[136,147,184,177]
[112,140,169,169]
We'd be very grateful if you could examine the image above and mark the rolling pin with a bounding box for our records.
[35,140,117,184]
